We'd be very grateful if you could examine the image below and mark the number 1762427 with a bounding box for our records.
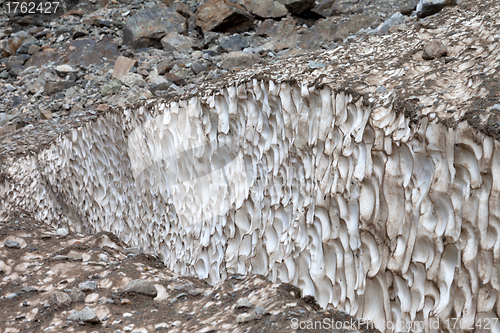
[5,1,60,14]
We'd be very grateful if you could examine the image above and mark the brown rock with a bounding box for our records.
[164,73,186,85]
[422,39,447,60]
[195,0,254,33]
[61,36,120,67]
[27,45,40,55]
[256,18,300,52]
[96,104,110,112]
[236,0,288,18]
[122,5,186,49]
[44,81,76,94]
[113,56,137,81]
[40,110,53,120]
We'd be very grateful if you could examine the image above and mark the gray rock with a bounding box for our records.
[4,240,21,249]
[70,287,85,302]
[375,86,388,93]
[122,5,186,48]
[417,0,456,18]
[9,65,24,77]
[120,73,146,88]
[236,298,254,309]
[0,113,17,126]
[78,281,98,292]
[220,51,259,70]
[191,62,207,74]
[236,313,256,323]
[5,293,17,299]
[278,0,315,15]
[492,104,500,111]
[422,39,447,60]
[121,279,157,297]
[256,18,300,52]
[54,291,72,307]
[44,81,77,94]
[55,65,77,75]
[67,307,100,323]
[236,0,288,18]
[160,33,195,52]
[376,12,406,35]
[101,80,122,96]
[56,227,69,236]
[254,306,269,315]
[307,61,326,69]
[219,35,249,52]
[15,36,38,54]
[5,83,15,92]
[195,0,254,33]
[21,286,38,293]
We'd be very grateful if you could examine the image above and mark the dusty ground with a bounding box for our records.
[0,210,379,333]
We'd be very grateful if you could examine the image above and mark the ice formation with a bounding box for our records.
[1,1,500,331]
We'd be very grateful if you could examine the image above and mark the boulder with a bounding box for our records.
[220,51,259,70]
[195,0,254,33]
[122,5,186,49]
[120,279,158,297]
[417,0,456,18]
[236,0,288,18]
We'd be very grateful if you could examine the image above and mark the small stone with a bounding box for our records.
[85,293,100,303]
[121,73,146,88]
[21,286,38,293]
[123,312,133,317]
[101,80,122,96]
[70,287,85,302]
[54,291,72,307]
[55,65,77,75]
[307,61,326,69]
[96,104,110,112]
[5,293,17,299]
[236,313,256,323]
[5,83,15,91]
[4,240,21,249]
[79,281,98,292]
[67,251,83,261]
[375,86,388,93]
[113,56,137,81]
[41,109,53,120]
[236,298,254,310]
[422,40,447,60]
[160,33,195,51]
[67,307,100,323]
[56,228,69,236]
[491,104,500,111]
[120,279,157,297]
[53,255,69,261]
[121,298,131,305]
[254,307,269,315]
